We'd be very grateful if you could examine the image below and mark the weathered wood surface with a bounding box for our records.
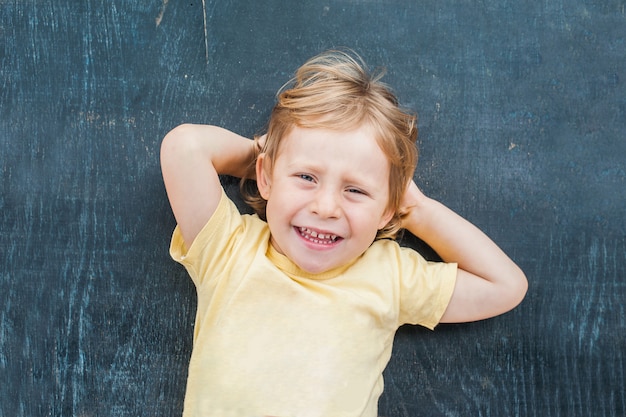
[1,1,624,416]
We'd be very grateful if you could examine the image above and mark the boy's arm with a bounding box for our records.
[401,181,528,323]
[160,124,257,247]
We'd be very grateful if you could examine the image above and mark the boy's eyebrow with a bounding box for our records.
[285,160,324,175]
[284,158,311,168]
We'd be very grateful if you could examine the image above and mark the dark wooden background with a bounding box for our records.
[1,1,624,416]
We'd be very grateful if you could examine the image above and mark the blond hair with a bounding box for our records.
[241,49,418,239]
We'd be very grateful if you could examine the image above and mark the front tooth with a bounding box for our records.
[310,230,318,238]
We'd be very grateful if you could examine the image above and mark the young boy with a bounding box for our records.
[161,50,527,417]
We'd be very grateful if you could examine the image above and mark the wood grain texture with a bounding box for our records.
[1,1,624,416]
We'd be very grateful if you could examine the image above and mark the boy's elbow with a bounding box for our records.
[162,124,186,153]
[161,124,206,161]
[162,124,196,149]
[488,267,528,317]
[505,267,528,311]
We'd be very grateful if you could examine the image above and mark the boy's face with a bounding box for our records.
[256,125,394,275]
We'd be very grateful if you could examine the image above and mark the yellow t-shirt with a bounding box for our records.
[170,189,457,417]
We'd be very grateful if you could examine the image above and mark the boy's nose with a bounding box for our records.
[311,188,341,219]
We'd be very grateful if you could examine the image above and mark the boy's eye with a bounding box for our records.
[298,174,315,182]
[347,187,366,195]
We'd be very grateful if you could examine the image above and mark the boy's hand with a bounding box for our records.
[256,133,267,151]
[399,180,424,220]
[398,180,431,237]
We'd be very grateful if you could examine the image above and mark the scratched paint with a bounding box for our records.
[1,0,625,416]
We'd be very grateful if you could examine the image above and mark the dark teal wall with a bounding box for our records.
[1,1,624,416]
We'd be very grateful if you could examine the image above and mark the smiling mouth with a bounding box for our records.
[297,227,341,245]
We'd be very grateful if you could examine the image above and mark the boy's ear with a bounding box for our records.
[256,153,271,200]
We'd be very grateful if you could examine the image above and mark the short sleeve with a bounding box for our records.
[396,246,457,329]
[169,189,242,287]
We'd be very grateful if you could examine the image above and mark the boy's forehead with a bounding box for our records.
[278,126,389,170]
[280,124,379,147]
